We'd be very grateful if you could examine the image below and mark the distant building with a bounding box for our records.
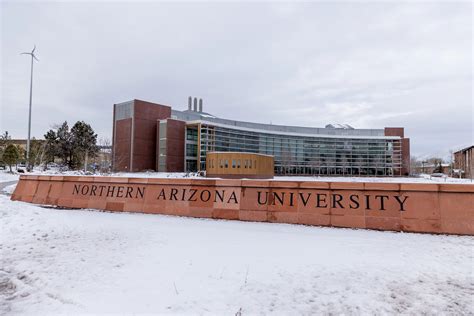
[9,139,45,150]
[454,145,474,178]
[112,99,410,176]
[412,163,450,175]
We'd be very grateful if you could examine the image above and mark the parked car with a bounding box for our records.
[47,162,60,168]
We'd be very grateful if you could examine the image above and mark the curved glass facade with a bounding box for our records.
[191,123,403,176]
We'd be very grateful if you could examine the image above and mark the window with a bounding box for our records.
[185,160,197,172]
[225,159,228,168]
[244,160,247,168]
[186,128,198,141]
[232,159,236,168]
[237,159,241,168]
[186,144,197,157]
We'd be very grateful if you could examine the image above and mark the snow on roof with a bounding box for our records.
[454,145,474,153]
[325,123,354,129]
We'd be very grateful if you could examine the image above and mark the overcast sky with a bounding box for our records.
[1,1,472,158]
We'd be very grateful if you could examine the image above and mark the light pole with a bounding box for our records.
[21,45,39,171]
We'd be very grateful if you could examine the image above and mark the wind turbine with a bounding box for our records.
[21,45,39,171]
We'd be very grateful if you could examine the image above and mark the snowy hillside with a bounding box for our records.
[1,195,472,314]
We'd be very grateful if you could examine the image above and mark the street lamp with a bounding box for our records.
[421,160,427,174]
[21,45,39,171]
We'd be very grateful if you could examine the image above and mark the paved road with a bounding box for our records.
[0,180,18,195]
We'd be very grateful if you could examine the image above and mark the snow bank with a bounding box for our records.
[23,168,474,184]
[1,196,472,314]
[1,183,16,195]
[0,171,19,183]
[275,174,474,184]
[109,172,203,179]
[28,170,204,179]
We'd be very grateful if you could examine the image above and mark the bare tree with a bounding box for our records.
[97,137,112,173]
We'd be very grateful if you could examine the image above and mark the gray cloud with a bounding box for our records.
[1,1,472,158]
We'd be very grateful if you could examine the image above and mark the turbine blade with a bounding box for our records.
[33,55,39,61]
[32,45,36,53]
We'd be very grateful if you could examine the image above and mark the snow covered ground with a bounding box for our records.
[1,194,473,315]
[0,171,19,183]
[94,172,474,184]
[13,167,474,184]
[28,169,203,179]
[276,174,473,184]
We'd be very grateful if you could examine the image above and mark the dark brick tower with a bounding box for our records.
[112,99,171,172]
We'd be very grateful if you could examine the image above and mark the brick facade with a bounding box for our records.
[112,100,171,172]
[113,118,132,171]
[384,127,404,137]
[454,146,474,178]
[385,127,410,176]
[165,119,186,172]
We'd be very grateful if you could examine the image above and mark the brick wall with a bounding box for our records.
[113,118,132,171]
[454,147,474,178]
[132,100,171,172]
[401,138,410,176]
[385,127,410,175]
[384,127,404,137]
[165,119,185,172]
[112,100,172,172]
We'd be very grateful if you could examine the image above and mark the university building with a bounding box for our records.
[453,145,474,178]
[112,98,410,176]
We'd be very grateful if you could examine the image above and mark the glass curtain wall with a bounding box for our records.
[157,121,167,172]
[185,126,198,172]
[198,124,402,176]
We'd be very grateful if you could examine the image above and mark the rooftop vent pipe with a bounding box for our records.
[199,98,203,112]
[188,96,192,110]
[193,97,197,111]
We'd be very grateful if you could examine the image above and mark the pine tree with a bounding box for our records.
[71,121,99,170]
[0,131,11,163]
[44,129,58,165]
[56,122,74,168]
[42,121,99,170]
[0,131,11,149]
[434,160,443,174]
[3,144,19,173]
